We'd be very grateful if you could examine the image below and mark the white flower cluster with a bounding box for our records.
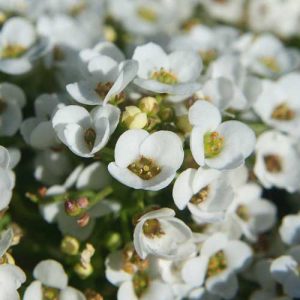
[0,0,300,300]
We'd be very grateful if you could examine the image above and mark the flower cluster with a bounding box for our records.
[1,0,300,300]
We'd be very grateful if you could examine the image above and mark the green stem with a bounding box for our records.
[89,186,114,208]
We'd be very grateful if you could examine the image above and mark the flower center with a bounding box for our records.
[132,271,149,297]
[151,68,178,85]
[236,205,250,222]
[122,245,149,274]
[207,250,227,278]
[128,157,161,180]
[199,49,217,65]
[69,1,86,16]
[53,46,65,61]
[259,56,281,73]
[1,44,27,59]
[95,82,113,99]
[190,186,210,205]
[42,286,59,300]
[204,131,224,158]
[0,98,7,113]
[84,128,96,151]
[137,7,158,23]
[271,103,295,121]
[263,154,282,173]
[142,218,164,238]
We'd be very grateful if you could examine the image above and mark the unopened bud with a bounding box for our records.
[176,115,192,134]
[122,106,148,129]
[139,97,159,115]
[159,105,174,121]
[81,243,95,267]
[74,262,93,279]
[65,200,81,217]
[85,289,103,300]
[77,197,89,209]
[61,236,80,256]
[105,232,122,250]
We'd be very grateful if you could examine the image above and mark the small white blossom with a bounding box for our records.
[108,129,184,191]
[189,100,255,170]
[133,208,195,260]
[52,104,120,157]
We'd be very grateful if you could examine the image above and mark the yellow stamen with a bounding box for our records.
[204,131,224,158]
[264,154,282,173]
[128,157,161,180]
[151,68,178,85]
[207,250,227,278]
[271,103,295,121]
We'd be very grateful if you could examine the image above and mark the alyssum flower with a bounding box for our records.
[108,129,184,191]
[52,104,120,157]
[173,167,234,223]
[133,208,195,260]
[189,100,256,170]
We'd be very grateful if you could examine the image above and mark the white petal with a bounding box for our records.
[59,287,85,300]
[117,281,137,300]
[190,127,206,166]
[114,129,149,168]
[0,58,32,75]
[182,256,209,286]
[23,281,42,300]
[33,260,68,289]
[0,146,10,169]
[173,168,196,210]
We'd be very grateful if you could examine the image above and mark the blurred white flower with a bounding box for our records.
[182,233,252,299]
[52,104,120,157]
[271,246,300,298]
[23,260,85,300]
[279,212,300,246]
[132,43,202,102]
[21,94,60,149]
[133,208,195,260]
[253,73,300,137]
[0,17,48,75]
[0,82,26,136]
[108,129,184,191]
[254,130,300,192]
[173,168,234,223]
[189,100,255,170]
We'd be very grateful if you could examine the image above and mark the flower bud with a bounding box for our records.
[61,236,80,256]
[77,213,90,227]
[159,105,174,122]
[122,106,148,129]
[139,97,159,115]
[65,199,81,217]
[77,197,89,209]
[74,262,93,279]
[176,115,192,134]
[105,232,122,250]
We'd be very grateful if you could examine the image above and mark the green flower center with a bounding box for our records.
[236,205,250,222]
[207,250,227,278]
[263,154,282,173]
[271,103,295,121]
[259,56,281,73]
[128,157,161,180]
[42,286,59,300]
[84,128,96,151]
[137,7,158,23]
[142,218,164,238]
[204,131,224,158]
[1,44,27,59]
[151,68,178,85]
[190,186,210,205]
[132,271,150,297]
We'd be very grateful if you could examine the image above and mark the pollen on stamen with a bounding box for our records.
[128,156,161,180]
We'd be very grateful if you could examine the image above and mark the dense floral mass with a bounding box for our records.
[1,0,300,299]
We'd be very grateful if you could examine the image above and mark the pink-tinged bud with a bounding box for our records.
[77,213,90,227]
[77,197,89,209]
[38,187,47,198]
[64,200,81,217]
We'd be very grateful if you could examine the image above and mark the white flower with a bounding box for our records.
[0,82,26,136]
[199,0,246,24]
[254,130,300,192]
[118,279,173,300]
[228,183,277,241]
[271,246,300,298]
[208,54,262,110]
[23,260,85,300]
[173,168,234,223]
[253,73,300,137]
[132,43,202,101]
[21,94,60,149]
[189,100,255,170]
[108,129,184,191]
[279,212,300,246]
[0,17,48,75]
[133,208,195,260]
[66,55,138,105]
[0,145,15,211]
[235,33,299,78]
[182,233,252,299]
[52,104,120,157]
